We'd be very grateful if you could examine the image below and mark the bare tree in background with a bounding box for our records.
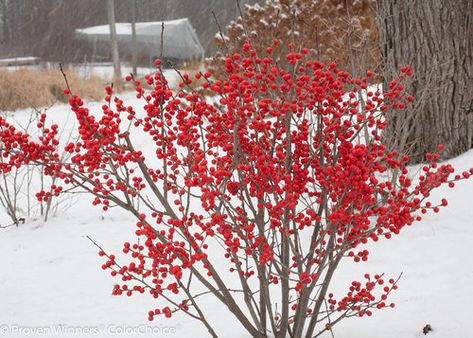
[107,0,122,82]
[130,0,137,76]
[378,0,473,162]
[0,0,8,43]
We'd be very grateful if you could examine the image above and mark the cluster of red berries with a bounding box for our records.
[1,39,472,325]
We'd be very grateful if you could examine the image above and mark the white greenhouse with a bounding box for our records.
[75,18,204,65]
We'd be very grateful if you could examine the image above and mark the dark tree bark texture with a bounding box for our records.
[378,0,473,162]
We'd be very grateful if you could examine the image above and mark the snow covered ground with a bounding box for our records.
[0,94,472,338]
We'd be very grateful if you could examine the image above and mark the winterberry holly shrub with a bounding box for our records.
[1,41,471,338]
[0,109,70,225]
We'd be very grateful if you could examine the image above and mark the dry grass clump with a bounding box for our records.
[0,68,105,111]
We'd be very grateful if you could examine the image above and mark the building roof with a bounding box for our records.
[76,18,204,60]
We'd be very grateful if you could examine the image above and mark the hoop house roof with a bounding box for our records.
[75,18,204,60]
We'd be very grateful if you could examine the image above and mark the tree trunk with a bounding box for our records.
[377,0,473,162]
[107,0,122,83]
[131,0,138,76]
[0,0,9,44]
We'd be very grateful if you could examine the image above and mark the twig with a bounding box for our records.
[59,63,72,95]
[211,10,228,52]
[235,0,250,41]
[160,22,165,61]
[0,218,25,229]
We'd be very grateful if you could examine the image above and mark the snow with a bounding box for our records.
[0,57,39,67]
[76,19,190,37]
[0,94,472,337]
[75,17,205,62]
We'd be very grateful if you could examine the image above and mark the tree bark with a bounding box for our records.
[107,0,122,83]
[377,0,473,162]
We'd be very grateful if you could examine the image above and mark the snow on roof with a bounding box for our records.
[76,18,189,36]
